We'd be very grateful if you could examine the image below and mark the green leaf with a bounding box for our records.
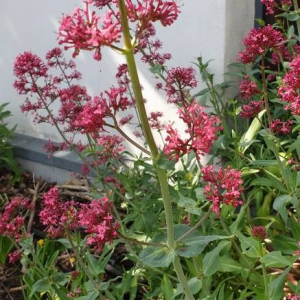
[230,203,249,233]
[177,193,197,208]
[255,18,265,26]
[175,224,228,258]
[236,232,261,258]
[86,252,104,276]
[30,279,51,298]
[273,194,298,224]
[291,216,300,240]
[57,238,72,249]
[203,241,231,277]
[272,235,298,254]
[239,110,265,153]
[156,154,176,170]
[139,242,175,268]
[173,277,202,298]
[218,256,243,273]
[161,275,174,300]
[76,291,100,300]
[260,251,292,268]
[268,267,291,300]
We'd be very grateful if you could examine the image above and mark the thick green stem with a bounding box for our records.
[117,1,194,299]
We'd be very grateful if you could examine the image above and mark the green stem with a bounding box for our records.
[261,55,272,124]
[219,215,250,268]
[173,257,195,300]
[259,242,269,299]
[292,0,300,35]
[176,207,212,242]
[66,231,99,293]
[116,1,194,299]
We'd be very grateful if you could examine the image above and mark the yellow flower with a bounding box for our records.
[186,172,193,182]
[37,239,44,247]
[70,257,76,264]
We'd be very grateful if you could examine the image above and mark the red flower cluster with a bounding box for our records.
[78,198,119,252]
[271,45,300,65]
[148,111,165,130]
[261,0,292,15]
[58,1,121,60]
[165,67,198,104]
[239,76,261,99]
[137,24,172,66]
[269,119,293,135]
[202,165,244,215]
[0,197,32,242]
[278,55,300,115]
[92,0,114,8]
[13,49,127,171]
[39,188,119,251]
[126,0,180,27]
[240,101,264,118]
[164,103,222,161]
[40,187,79,238]
[238,25,284,64]
[251,226,268,240]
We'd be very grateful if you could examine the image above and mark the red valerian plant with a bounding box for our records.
[8,0,300,299]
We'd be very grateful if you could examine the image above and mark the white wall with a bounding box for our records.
[0,1,255,148]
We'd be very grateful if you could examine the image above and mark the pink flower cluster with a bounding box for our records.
[278,55,300,115]
[165,67,198,104]
[92,0,114,8]
[78,198,119,252]
[13,49,127,171]
[271,45,300,65]
[202,165,244,215]
[39,187,79,238]
[240,101,264,118]
[126,0,180,28]
[148,111,165,130]
[164,103,222,161]
[269,119,293,135]
[261,0,292,15]
[39,188,119,251]
[239,76,261,99]
[137,24,172,66]
[239,25,284,64]
[58,1,121,60]
[0,197,32,242]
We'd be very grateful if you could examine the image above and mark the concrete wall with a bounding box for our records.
[0,0,255,159]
